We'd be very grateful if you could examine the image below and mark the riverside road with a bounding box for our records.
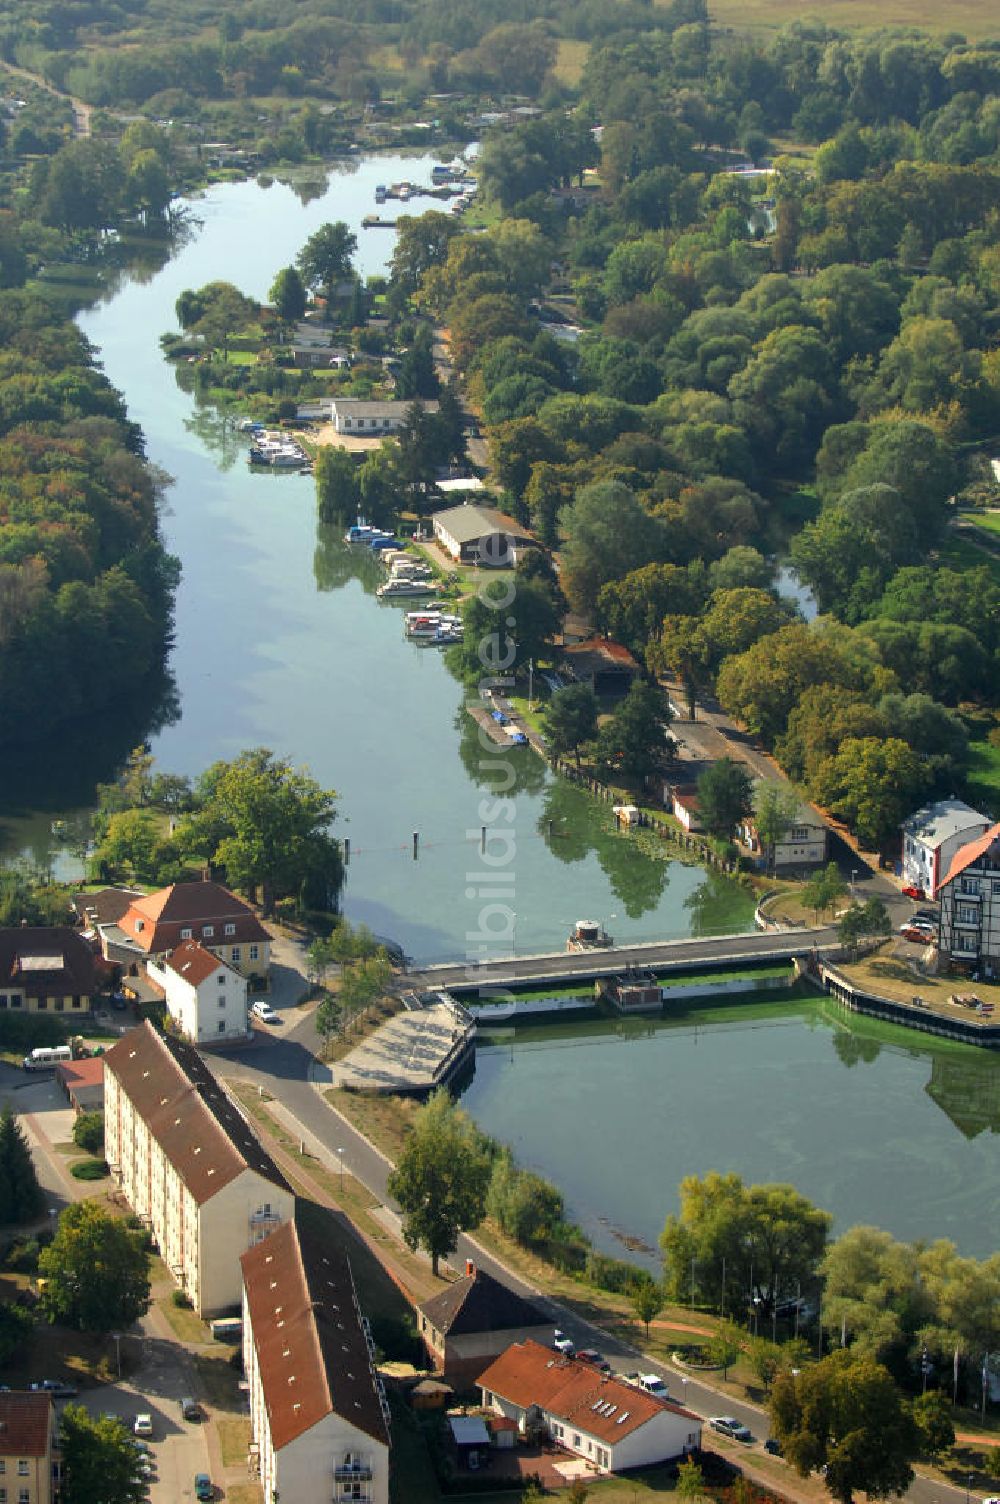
[211,1003,970,1504]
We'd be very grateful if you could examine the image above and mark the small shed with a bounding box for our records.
[563,638,640,696]
[613,804,640,828]
[597,971,662,1014]
[55,1055,105,1112]
[489,1415,518,1450]
[448,1414,491,1466]
[411,1378,453,1411]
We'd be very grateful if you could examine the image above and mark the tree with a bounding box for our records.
[813,738,928,852]
[558,481,669,616]
[661,1171,831,1316]
[269,265,307,327]
[770,1349,919,1504]
[630,1275,664,1339]
[696,758,754,840]
[748,1337,784,1392]
[708,1320,743,1380]
[296,221,358,320]
[649,615,713,721]
[753,783,802,873]
[60,1404,147,1504]
[315,446,360,524]
[598,563,707,655]
[542,683,599,766]
[180,281,257,362]
[801,862,848,922]
[39,1202,150,1332]
[456,577,560,681]
[0,1106,43,1225]
[910,1393,954,1459]
[92,809,162,883]
[72,1112,105,1157]
[594,680,672,780]
[677,1458,707,1500]
[838,899,892,952]
[819,1226,930,1364]
[386,1090,491,1275]
[180,749,341,916]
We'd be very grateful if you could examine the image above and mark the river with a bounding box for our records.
[0,151,755,963]
[461,990,1000,1262]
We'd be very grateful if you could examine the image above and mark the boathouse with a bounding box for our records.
[432,502,535,567]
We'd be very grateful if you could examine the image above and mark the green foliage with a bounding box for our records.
[387,1091,491,1276]
[696,757,754,840]
[629,1274,665,1337]
[60,1403,148,1504]
[269,265,307,325]
[487,1149,565,1249]
[69,1158,108,1181]
[0,1300,33,1366]
[39,1202,151,1332]
[801,862,848,921]
[708,1320,743,1380]
[594,679,672,780]
[0,1106,44,1227]
[297,222,358,317]
[315,445,360,524]
[910,1392,955,1459]
[770,1350,918,1504]
[676,1458,706,1499]
[542,682,599,765]
[837,899,892,950]
[171,1289,193,1309]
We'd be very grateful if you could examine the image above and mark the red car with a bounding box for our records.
[902,885,925,900]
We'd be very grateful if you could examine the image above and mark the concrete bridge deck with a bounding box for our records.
[407,925,839,995]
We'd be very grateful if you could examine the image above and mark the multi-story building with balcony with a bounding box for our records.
[104,1020,293,1315]
[937,821,1000,977]
[241,1211,390,1504]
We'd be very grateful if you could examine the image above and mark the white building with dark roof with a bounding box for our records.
[901,800,991,898]
[330,397,437,435]
[241,1211,390,1504]
[147,939,248,1045]
[104,1020,293,1314]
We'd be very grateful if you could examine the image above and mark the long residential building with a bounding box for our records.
[104,1020,293,1315]
[241,1211,390,1504]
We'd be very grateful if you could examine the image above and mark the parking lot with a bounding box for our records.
[65,1365,214,1504]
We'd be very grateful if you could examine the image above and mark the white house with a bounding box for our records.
[330,398,437,435]
[431,503,535,566]
[740,790,828,870]
[937,821,1000,976]
[901,799,991,898]
[104,1020,294,1315]
[477,1340,701,1474]
[147,939,248,1045]
[241,1212,390,1504]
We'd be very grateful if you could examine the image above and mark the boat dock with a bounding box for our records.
[333,992,476,1095]
[362,214,397,229]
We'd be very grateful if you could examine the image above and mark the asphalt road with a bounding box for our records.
[210,1013,973,1504]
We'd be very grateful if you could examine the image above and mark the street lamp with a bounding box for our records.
[752,1297,761,1339]
[337,1147,345,1191]
[111,1332,122,1379]
[680,1377,689,1409]
[851,868,858,896]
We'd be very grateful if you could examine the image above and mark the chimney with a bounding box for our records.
[465,1259,475,1278]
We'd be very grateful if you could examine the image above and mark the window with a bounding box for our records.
[55,999,64,1012]
[202,925,215,938]
[18,1490,28,1504]
[0,996,6,1009]
[962,877,981,895]
[218,997,226,1009]
[958,904,978,924]
[572,1434,581,1449]
[218,1021,226,1033]
[249,945,259,961]
[218,974,226,985]
[231,947,241,962]
[0,1486,5,1503]
[10,997,20,1008]
[993,881,1000,897]
[181,927,192,939]
[225,923,236,936]
[37,999,47,1011]
[16,1464,27,1477]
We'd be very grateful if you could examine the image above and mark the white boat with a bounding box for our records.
[405,610,444,637]
[377,578,440,599]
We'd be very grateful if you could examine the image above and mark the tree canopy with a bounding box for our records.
[39,1202,150,1332]
[386,1090,491,1276]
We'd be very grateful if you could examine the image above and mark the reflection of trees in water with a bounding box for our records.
[180,398,246,471]
[93,216,193,304]
[0,664,179,819]
[538,780,669,919]
[926,1053,1000,1139]
[313,524,382,594]
[831,1027,882,1069]
[683,869,754,936]
[455,709,548,798]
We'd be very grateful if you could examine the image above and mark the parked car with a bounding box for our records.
[576,1348,605,1366]
[181,1397,201,1421]
[900,926,935,944]
[764,1438,783,1456]
[637,1374,670,1401]
[194,1475,215,1501]
[30,1379,78,1398]
[553,1330,575,1355]
[710,1417,753,1442]
[901,885,925,900]
[133,1414,153,1437]
[251,1000,278,1023]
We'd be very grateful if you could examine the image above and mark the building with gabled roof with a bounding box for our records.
[563,638,640,697]
[478,1340,700,1473]
[101,880,271,987]
[937,822,1000,977]
[241,1210,390,1504]
[431,503,535,567]
[417,1264,552,1385]
[901,799,991,899]
[104,1020,293,1314]
[0,927,99,1017]
[0,1391,58,1504]
[147,939,248,1045]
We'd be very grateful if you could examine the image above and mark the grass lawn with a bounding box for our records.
[553,37,589,86]
[938,532,1000,586]
[964,737,1000,809]
[961,510,1000,537]
[701,0,998,35]
[216,1413,252,1467]
[192,1351,243,1412]
[222,1485,261,1504]
[153,1272,211,1346]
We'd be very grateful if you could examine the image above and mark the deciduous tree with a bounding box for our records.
[60,1405,147,1504]
[387,1091,491,1275]
[696,758,754,840]
[39,1203,150,1332]
[297,221,358,320]
[542,683,599,766]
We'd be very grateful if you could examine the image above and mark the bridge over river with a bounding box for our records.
[407,924,840,995]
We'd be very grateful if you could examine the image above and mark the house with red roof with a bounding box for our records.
[147,940,249,1045]
[477,1340,701,1474]
[417,1264,552,1386]
[937,821,1000,975]
[563,638,640,697]
[98,880,271,989]
[0,1391,58,1504]
[241,1210,390,1504]
[104,1020,293,1314]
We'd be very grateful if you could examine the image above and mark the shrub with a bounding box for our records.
[3,1236,40,1272]
[72,1112,104,1156]
[585,1251,638,1294]
[70,1158,108,1181]
[171,1289,193,1309]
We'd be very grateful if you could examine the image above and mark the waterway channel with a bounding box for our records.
[462,989,1000,1263]
[0,151,756,962]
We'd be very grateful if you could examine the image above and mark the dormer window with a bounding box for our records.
[135,920,144,933]
[203,925,214,938]
[181,927,192,940]
[224,923,236,937]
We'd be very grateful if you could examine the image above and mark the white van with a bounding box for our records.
[23,1046,73,1071]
